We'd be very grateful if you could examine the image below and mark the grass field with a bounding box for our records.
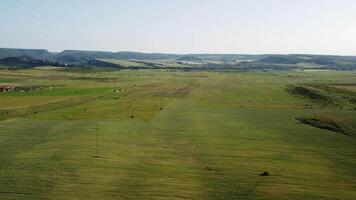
[98,58,196,69]
[0,68,356,199]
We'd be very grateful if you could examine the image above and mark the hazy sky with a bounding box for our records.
[1,0,356,55]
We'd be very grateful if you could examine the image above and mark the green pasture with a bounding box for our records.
[0,68,355,199]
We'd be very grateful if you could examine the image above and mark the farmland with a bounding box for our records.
[0,68,356,199]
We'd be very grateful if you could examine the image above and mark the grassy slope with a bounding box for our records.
[97,59,149,68]
[0,69,355,199]
[98,58,193,69]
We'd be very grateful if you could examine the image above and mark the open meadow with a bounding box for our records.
[0,68,356,199]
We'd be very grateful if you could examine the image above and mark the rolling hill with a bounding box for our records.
[1,48,356,70]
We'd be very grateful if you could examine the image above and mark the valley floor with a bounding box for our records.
[0,68,356,199]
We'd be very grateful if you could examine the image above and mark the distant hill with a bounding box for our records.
[177,55,202,61]
[257,54,356,69]
[258,55,300,64]
[54,50,115,62]
[52,50,182,63]
[0,48,53,59]
[1,48,356,70]
[183,54,269,62]
[114,51,181,60]
[0,55,63,68]
[0,48,268,63]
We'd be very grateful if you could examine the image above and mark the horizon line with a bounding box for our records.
[1,46,355,57]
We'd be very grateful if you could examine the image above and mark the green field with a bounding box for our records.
[98,58,195,69]
[0,68,356,199]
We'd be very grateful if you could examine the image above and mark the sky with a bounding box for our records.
[0,0,356,55]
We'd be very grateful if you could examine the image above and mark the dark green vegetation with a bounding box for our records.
[295,116,350,135]
[2,48,356,70]
[0,67,356,199]
[0,55,66,68]
[287,84,356,109]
